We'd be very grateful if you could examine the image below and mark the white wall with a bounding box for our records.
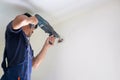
[0,0,120,80]
[32,1,120,80]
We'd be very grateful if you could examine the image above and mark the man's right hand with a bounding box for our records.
[44,35,56,49]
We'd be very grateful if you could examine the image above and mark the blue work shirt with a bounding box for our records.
[1,21,34,80]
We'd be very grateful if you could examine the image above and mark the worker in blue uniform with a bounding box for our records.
[1,13,55,80]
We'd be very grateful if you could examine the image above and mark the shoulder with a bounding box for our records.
[6,21,22,34]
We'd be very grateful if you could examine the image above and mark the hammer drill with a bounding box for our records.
[35,14,63,44]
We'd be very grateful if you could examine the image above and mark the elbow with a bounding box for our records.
[32,62,39,69]
[12,16,28,29]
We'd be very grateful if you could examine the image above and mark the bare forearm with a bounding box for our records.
[32,35,55,69]
[12,15,38,30]
[32,45,49,69]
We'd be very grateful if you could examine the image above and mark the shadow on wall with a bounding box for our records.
[0,1,32,76]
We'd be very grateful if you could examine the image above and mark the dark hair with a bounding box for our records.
[24,12,32,17]
[23,12,38,29]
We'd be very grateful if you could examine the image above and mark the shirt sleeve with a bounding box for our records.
[6,21,22,34]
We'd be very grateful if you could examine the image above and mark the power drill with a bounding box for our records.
[35,14,63,44]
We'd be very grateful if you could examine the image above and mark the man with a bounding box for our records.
[1,13,55,80]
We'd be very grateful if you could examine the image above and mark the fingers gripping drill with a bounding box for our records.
[35,14,63,44]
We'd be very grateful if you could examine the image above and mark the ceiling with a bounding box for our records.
[1,0,112,25]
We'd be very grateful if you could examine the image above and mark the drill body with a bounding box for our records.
[35,14,60,38]
[35,14,63,43]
